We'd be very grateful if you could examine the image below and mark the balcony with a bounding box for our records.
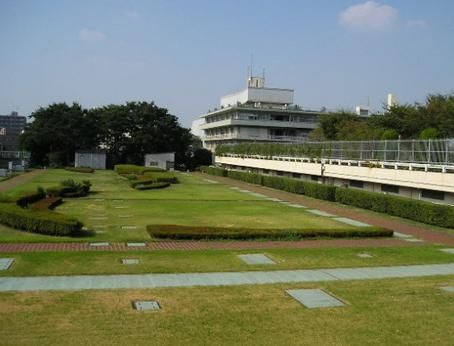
[199,118,318,130]
[203,133,307,143]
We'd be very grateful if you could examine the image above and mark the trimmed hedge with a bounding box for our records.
[65,167,94,173]
[115,164,164,175]
[135,182,171,190]
[31,197,63,211]
[143,171,179,184]
[16,192,45,208]
[335,187,454,228]
[46,179,91,197]
[202,166,454,228]
[0,203,83,236]
[147,224,392,240]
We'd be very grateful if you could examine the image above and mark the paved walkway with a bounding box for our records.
[200,174,454,246]
[0,169,45,193]
[1,263,453,292]
[0,238,418,253]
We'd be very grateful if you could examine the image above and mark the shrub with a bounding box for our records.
[227,170,262,185]
[146,224,392,240]
[262,176,305,194]
[46,179,91,197]
[135,182,170,190]
[302,181,336,201]
[335,188,454,228]
[115,164,164,175]
[143,171,179,184]
[65,167,94,173]
[200,166,227,176]
[16,192,45,208]
[130,178,156,188]
[0,203,83,236]
[31,197,63,211]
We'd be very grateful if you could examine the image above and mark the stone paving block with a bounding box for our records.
[266,198,282,202]
[393,232,413,238]
[89,242,110,247]
[0,258,14,271]
[402,238,424,242]
[121,258,139,265]
[440,286,454,293]
[127,242,146,247]
[133,300,160,311]
[357,253,373,258]
[286,289,345,308]
[118,215,132,218]
[121,226,138,230]
[440,248,454,254]
[90,217,108,220]
[287,204,306,208]
[114,206,128,209]
[203,179,217,183]
[333,217,371,227]
[307,209,337,217]
[238,254,276,265]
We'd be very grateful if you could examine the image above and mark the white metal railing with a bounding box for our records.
[0,151,30,159]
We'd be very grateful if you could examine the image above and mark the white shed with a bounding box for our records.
[144,152,175,171]
[75,151,106,170]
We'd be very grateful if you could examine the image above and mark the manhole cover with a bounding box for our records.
[133,300,161,311]
[0,258,14,271]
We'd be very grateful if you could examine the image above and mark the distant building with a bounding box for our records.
[0,111,26,151]
[196,75,327,151]
[75,151,106,169]
[145,152,175,171]
[355,106,370,116]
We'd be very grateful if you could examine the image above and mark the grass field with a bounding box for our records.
[1,277,453,345]
[0,169,379,242]
[1,246,453,277]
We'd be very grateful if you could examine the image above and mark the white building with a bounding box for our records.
[145,152,175,171]
[75,151,106,169]
[197,76,327,151]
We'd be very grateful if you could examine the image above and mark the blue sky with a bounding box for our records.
[1,0,453,126]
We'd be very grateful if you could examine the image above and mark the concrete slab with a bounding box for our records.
[0,258,14,271]
[127,242,147,247]
[402,238,424,242]
[118,215,132,218]
[440,248,454,254]
[114,206,128,209]
[133,300,160,311]
[203,179,218,184]
[90,217,108,220]
[2,264,454,292]
[440,286,454,293]
[121,259,139,265]
[286,289,345,308]
[238,254,276,265]
[393,232,413,238]
[357,253,373,258]
[287,204,306,208]
[333,217,371,227]
[266,198,282,202]
[307,209,336,217]
[121,226,138,230]
[89,242,110,247]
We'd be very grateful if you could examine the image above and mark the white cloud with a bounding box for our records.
[79,29,106,42]
[339,1,398,30]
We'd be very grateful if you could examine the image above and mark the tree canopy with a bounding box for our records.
[21,101,193,168]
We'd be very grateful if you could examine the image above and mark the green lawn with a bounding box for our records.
[1,276,453,345]
[1,245,453,277]
[0,169,375,242]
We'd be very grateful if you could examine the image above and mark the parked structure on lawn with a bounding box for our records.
[214,138,454,205]
[196,75,335,151]
[145,152,175,171]
[74,151,106,170]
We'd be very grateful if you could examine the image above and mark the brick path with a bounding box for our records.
[0,169,45,193]
[0,238,420,253]
[199,173,454,246]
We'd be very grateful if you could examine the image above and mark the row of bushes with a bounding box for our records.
[0,203,83,236]
[136,182,171,190]
[201,166,454,228]
[114,164,164,175]
[65,167,94,173]
[147,224,392,240]
[16,192,46,208]
[46,179,91,197]
[335,188,454,229]
[30,197,63,211]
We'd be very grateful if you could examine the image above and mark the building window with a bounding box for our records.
[292,173,301,179]
[276,171,284,176]
[311,175,318,182]
[421,189,445,200]
[381,184,399,194]
[349,180,364,188]
[262,169,269,174]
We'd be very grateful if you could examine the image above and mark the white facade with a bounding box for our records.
[197,76,323,151]
[75,152,106,169]
[145,152,175,170]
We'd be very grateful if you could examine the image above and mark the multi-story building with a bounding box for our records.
[197,76,327,151]
[0,111,26,151]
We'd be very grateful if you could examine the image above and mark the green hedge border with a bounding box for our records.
[200,166,454,229]
[147,224,392,240]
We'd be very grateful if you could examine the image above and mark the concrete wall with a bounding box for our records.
[145,153,175,170]
[216,155,454,205]
[75,153,106,169]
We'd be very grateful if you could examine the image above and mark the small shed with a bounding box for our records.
[75,151,106,170]
[145,152,175,171]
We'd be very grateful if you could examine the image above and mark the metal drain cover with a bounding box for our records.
[133,300,160,311]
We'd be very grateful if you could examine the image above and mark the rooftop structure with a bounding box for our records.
[197,75,327,151]
[0,111,26,151]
